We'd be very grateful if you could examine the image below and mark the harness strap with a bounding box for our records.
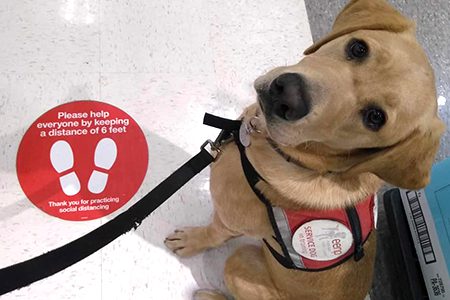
[202,114,297,268]
[346,207,365,261]
[234,138,296,268]
[263,239,297,269]
[0,133,215,295]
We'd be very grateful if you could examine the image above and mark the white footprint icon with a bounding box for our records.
[50,140,81,196]
[88,138,117,194]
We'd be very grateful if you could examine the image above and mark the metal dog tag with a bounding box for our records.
[239,122,251,147]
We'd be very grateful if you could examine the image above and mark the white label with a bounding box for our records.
[400,189,450,300]
[292,220,353,261]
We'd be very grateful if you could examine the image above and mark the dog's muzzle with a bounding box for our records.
[257,73,310,121]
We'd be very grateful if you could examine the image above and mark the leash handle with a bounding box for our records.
[0,142,216,295]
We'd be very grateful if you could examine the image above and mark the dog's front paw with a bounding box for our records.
[164,227,209,257]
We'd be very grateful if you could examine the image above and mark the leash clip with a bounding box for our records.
[239,116,262,147]
[201,139,222,161]
[249,116,262,133]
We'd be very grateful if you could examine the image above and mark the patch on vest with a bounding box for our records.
[291,220,353,261]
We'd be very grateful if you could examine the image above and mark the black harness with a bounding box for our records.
[203,113,369,271]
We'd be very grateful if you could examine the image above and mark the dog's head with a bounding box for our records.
[255,0,445,190]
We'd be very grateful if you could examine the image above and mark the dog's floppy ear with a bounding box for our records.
[345,118,445,190]
[304,0,414,54]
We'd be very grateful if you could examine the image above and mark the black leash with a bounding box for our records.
[0,114,222,296]
[0,112,368,294]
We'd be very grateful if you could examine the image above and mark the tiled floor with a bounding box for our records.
[2,0,448,299]
[0,0,312,299]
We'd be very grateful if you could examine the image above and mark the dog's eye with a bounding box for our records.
[346,39,369,60]
[362,107,386,131]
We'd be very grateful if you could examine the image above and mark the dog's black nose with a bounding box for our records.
[268,73,309,121]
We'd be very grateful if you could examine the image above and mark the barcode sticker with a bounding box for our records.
[400,189,450,300]
[405,191,436,264]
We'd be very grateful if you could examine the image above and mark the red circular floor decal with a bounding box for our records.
[16,100,149,221]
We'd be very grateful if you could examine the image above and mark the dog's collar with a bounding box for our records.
[241,112,332,174]
[266,138,319,172]
[239,114,321,173]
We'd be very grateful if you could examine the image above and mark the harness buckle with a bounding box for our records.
[201,139,222,161]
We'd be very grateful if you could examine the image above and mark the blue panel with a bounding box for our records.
[425,158,450,275]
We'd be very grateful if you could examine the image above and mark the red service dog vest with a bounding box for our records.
[269,195,377,270]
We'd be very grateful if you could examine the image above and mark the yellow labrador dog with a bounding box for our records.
[165,0,445,299]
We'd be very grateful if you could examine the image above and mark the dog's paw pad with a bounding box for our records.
[164,227,208,257]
